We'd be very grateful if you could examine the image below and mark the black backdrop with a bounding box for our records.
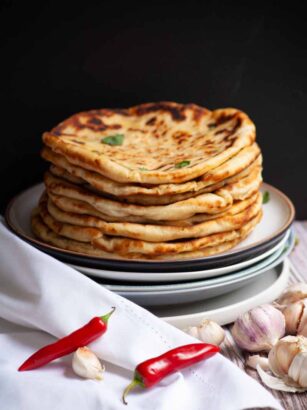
[1,1,306,217]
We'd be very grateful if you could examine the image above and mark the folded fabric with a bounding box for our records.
[0,220,283,410]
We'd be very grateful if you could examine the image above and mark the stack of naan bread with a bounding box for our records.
[32,102,263,260]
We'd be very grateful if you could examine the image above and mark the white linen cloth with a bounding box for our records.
[0,220,283,410]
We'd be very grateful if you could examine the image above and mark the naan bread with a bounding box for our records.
[92,211,262,255]
[42,191,261,242]
[47,152,262,205]
[42,102,256,184]
[42,143,261,201]
[44,172,234,221]
[47,191,259,226]
[31,211,261,260]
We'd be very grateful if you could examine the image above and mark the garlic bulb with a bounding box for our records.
[72,347,105,380]
[185,319,225,345]
[255,335,307,391]
[231,304,285,352]
[282,298,307,335]
[276,283,307,306]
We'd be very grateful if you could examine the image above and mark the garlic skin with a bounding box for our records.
[231,304,285,352]
[72,347,105,380]
[185,319,225,345]
[282,299,307,335]
[276,283,307,306]
[268,335,307,389]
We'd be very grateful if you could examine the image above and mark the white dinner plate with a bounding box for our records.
[5,182,294,272]
[156,258,290,327]
[71,229,290,282]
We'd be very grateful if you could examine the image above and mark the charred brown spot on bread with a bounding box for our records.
[215,128,228,135]
[72,140,85,145]
[132,102,187,121]
[88,117,102,125]
[215,113,237,125]
[186,104,209,122]
[215,117,242,141]
[146,116,157,125]
[128,127,147,133]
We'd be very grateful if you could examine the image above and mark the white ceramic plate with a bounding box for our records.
[97,234,293,306]
[70,229,290,282]
[156,258,290,327]
[5,182,295,272]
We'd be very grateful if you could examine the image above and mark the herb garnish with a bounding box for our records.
[139,167,148,171]
[101,134,124,146]
[175,160,190,169]
[262,191,270,204]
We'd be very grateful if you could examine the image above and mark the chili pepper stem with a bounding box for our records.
[100,307,116,323]
[122,379,143,405]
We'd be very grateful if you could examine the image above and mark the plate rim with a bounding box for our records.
[5,181,295,266]
[101,231,294,294]
[70,229,290,281]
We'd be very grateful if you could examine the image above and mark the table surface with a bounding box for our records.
[223,221,307,410]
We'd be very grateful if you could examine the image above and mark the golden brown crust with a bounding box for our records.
[44,172,235,221]
[42,103,256,184]
[31,210,262,260]
[43,191,261,243]
[42,143,261,203]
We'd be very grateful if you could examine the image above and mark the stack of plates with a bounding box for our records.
[6,182,294,326]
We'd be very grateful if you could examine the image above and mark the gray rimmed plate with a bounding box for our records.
[71,229,290,282]
[95,231,294,306]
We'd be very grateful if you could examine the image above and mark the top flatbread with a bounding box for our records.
[43,102,256,184]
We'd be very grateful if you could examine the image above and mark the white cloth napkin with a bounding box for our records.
[0,220,283,410]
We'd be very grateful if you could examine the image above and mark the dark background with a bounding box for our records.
[1,1,306,217]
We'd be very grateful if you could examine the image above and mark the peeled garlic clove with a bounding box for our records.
[246,355,269,371]
[231,304,285,352]
[185,319,225,346]
[283,299,307,334]
[276,283,307,306]
[72,347,105,380]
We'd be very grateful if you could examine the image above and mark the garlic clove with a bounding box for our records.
[185,319,225,346]
[283,300,306,334]
[231,304,285,352]
[185,326,199,339]
[268,335,301,378]
[288,351,307,388]
[246,355,269,371]
[297,300,307,337]
[72,347,105,380]
[276,283,307,306]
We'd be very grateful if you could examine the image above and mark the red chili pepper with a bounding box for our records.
[18,307,115,372]
[122,342,219,404]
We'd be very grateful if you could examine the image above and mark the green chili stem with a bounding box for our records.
[122,379,143,405]
[100,307,116,323]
